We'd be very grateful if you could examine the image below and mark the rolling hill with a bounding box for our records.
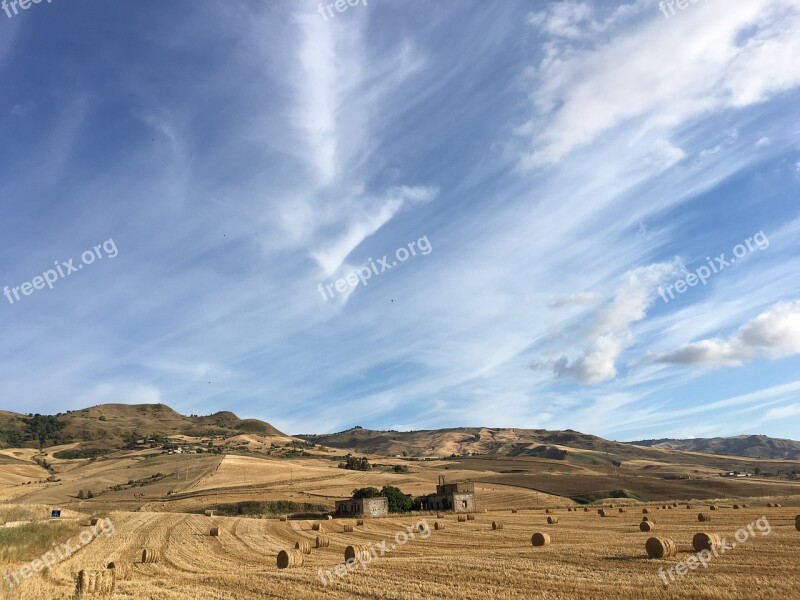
[630,435,800,460]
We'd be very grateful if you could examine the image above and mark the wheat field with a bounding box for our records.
[1,504,798,600]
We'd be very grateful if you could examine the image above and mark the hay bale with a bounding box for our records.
[693,532,721,552]
[547,516,558,524]
[277,549,304,569]
[531,532,550,547]
[204,510,214,517]
[733,504,741,509]
[774,503,782,508]
[76,569,115,597]
[491,521,504,530]
[583,507,589,512]
[466,514,475,521]
[618,508,626,513]
[457,515,467,522]
[90,518,100,526]
[326,515,333,520]
[640,521,654,532]
[642,508,650,514]
[311,523,322,531]
[698,513,712,522]
[141,548,159,564]
[645,537,677,559]
[294,541,312,554]
[511,508,518,514]
[106,562,131,582]
[344,544,371,562]
[356,519,364,526]
[315,535,330,548]
[642,516,653,522]
[210,527,220,537]
[343,525,354,533]
[279,516,288,522]
[795,518,799,532]
[598,509,608,517]
[667,506,673,510]
[742,504,749,508]
[710,505,718,511]
[436,513,444,518]
[545,509,552,514]
[434,521,445,530]
[608,504,615,509]
[686,505,692,509]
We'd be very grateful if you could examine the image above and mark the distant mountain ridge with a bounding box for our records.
[629,435,800,460]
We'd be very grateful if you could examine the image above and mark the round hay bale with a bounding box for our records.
[279,516,288,522]
[598,509,608,517]
[315,535,330,548]
[294,541,312,554]
[693,532,721,552]
[204,510,214,517]
[672,503,678,507]
[457,515,467,522]
[76,569,115,596]
[511,508,518,514]
[531,532,551,547]
[667,506,673,510]
[547,516,558,524]
[583,507,589,512]
[642,508,650,514]
[356,519,364,526]
[618,508,626,513]
[742,504,749,508]
[326,515,333,520]
[491,521,504,530]
[710,505,718,511]
[436,513,444,519]
[661,505,667,510]
[545,509,552,514]
[344,544,371,562]
[645,537,677,559]
[795,519,799,532]
[90,518,100,526]
[774,503,781,508]
[106,561,131,582]
[608,504,615,509]
[311,523,322,531]
[343,525,354,533]
[640,521,654,532]
[466,514,475,521]
[733,504,741,509]
[277,549,304,569]
[698,513,712,522]
[210,527,220,537]
[434,521,445,530]
[141,548,159,564]
[686,505,692,510]
[642,516,653,522]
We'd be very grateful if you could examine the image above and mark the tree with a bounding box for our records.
[87,490,94,499]
[351,487,381,499]
[77,490,85,499]
[754,467,761,475]
[380,486,413,513]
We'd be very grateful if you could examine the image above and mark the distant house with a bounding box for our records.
[334,496,388,518]
[417,476,476,513]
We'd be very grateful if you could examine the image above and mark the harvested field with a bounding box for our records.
[1,506,798,599]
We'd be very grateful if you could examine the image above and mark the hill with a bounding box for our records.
[0,404,286,456]
[629,435,800,460]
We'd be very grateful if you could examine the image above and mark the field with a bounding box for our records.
[0,505,798,599]
[1,447,799,599]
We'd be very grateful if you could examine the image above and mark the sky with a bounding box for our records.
[1,0,799,441]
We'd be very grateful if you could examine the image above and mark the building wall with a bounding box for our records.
[335,497,388,517]
[451,492,476,513]
[363,497,389,517]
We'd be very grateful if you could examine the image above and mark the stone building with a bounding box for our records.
[334,496,389,518]
[418,475,476,513]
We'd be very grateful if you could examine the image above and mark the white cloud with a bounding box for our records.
[755,136,771,147]
[548,291,602,308]
[520,0,800,167]
[655,300,800,366]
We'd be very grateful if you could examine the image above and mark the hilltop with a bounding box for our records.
[630,435,800,460]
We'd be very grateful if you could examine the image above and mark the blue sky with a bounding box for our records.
[1,0,799,441]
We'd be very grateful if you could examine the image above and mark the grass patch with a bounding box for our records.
[570,489,647,504]
[198,500,328,518]
[0,521,84,564]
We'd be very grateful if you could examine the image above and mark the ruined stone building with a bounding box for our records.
[418,475,476,513]
[334,496,389,518]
